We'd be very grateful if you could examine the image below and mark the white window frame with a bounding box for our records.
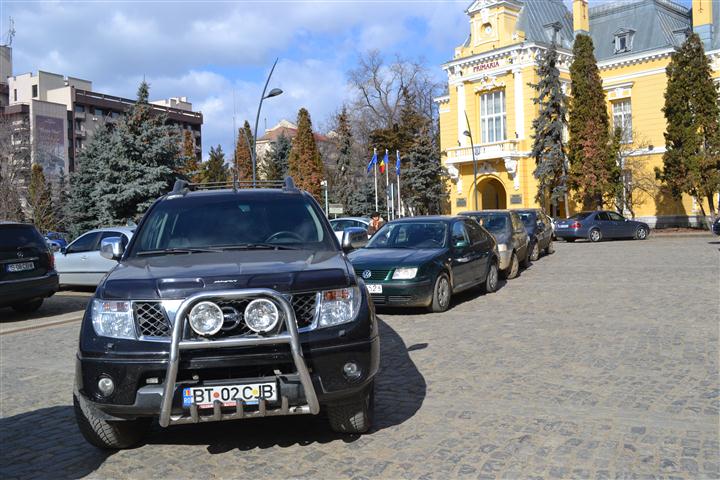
[479,90,506,144]
[613,99,632,143]
[614,29,635,54]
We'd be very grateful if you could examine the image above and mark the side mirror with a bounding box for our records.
[60,246,67,255]
[454,239,469,249]
[100,237,125,261]
[341,227,368,253]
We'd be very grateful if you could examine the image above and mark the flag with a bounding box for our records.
[366,150,377,174]
[395,150,401,176]
[380,150,388,174]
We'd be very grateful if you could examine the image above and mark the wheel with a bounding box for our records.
[483,261,499,294]
[545,241,555,255]
[73,394,149,449]
[327,383,374,434]
[529,241,540,261]
[635,226,648,240]
[11,298,43,313]
[429,273,452,312]
[503,251,519,279]
[588,228,602,242]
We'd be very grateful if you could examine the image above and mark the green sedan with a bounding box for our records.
[347,216,500,312]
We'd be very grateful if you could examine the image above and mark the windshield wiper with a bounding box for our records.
[208,243,301,251]
[136,247,218,256]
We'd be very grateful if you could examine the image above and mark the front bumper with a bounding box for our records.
[366,278,434,307]
[0,272,58,307]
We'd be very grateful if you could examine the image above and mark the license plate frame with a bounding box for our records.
[366,283,383,294]
[6,261,34,273]
[182,382,278,409]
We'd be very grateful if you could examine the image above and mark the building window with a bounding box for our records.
[32,85,38,98]
[13,89,16,102]
[480,90,506,143]
[95,108,104,118]
[614,29,635,54]
[612,99,632,143]
[75,105,85,114]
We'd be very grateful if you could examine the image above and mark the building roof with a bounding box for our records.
[257,119,330,143]
[515,0,575,49]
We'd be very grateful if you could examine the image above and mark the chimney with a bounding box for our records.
[692,0,713,49]
[573,0,589,36]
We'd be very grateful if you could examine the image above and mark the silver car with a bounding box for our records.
[54,227,134,286]
[329,217,370,242]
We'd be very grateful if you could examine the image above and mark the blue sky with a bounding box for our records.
[1,0,692,159]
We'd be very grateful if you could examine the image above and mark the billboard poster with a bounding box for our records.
[35,114,66,179]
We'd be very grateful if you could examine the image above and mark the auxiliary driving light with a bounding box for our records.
[244,299,280,333]
[343,362,361,380]
[188,301,224,336]
[97,376,115,397]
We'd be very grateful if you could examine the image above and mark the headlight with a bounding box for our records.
[188,301,224,336]
[91,300,135,339]
[244,299,280,333]
[318,287,361,328]
[392,267,418,280]
[497,243,508,252]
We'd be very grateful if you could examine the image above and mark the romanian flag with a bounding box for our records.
[380,150,388,174]
[366,150,377,173]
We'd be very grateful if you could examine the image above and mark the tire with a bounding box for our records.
[327,383,374,434]
[588,228,602,243]
[73,394,148,450]
[635,226,648,240]
[545,241,555,255]
[483,261,499,294]
[11,298,43,313]
[529,241,540,262]
[429,273,452,313]
[503,252,519,279]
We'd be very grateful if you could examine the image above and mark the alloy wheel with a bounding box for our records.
[438,276,450,308]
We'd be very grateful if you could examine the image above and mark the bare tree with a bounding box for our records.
[0,112,30,221]
[614,129,659,219]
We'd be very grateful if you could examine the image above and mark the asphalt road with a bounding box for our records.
[1,235,718,479]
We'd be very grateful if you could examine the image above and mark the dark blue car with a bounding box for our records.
[555,211,650,243]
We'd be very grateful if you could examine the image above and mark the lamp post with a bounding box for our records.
[463,111,479,210]
[320,180,329,216]
[252,58,283,186]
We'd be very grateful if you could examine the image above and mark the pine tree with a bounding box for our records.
[657,33,720,220]
[529,34,568,216]
[234,120,253,181]
[288,108,324,199]
[259,132,291,181]
[52,172,70,233]
[567,34,622,210]
[28,163,55,232]
[202,145,228,183]
[331,108,354,210]
[180,130,201,182]
[402,125,447,215]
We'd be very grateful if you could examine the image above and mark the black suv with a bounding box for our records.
[74,179,379,449]
[0,222,59,312]
[514,209,554,261]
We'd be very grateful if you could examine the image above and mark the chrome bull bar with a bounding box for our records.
[158,288,321,428]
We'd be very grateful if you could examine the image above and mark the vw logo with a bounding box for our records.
[16,250,24,258]
[362,270,372,279]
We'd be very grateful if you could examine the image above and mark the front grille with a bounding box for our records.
[354,268,391,281]
[370,294,385,305]
[292,292,318,329]
[134,302,171,337]
[388,295,412,303]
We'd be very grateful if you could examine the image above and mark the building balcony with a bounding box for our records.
[444,140,520,164]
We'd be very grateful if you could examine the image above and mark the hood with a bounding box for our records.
[347,248,445,268]
[99,249,351,300]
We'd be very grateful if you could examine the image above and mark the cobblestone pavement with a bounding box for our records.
[1,236,718,479]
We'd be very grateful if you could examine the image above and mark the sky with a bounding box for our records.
[0,0,693,160]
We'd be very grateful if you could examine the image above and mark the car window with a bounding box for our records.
[351,221,367,229]
[596,212,611,221]
[451,222,469,247]
[569,212,592,220]
[366,222,447,249]
[607,212,625,221]
[67,232,100,253]
[464,220,487,244]
[517,212,537,227]
[510,213,524,232]
[0,225,47,249]
[474,214,508,233]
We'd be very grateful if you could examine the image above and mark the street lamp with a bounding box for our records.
[463,117,479,210]
[252,58,283,186]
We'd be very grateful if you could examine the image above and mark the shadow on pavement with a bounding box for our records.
[0,406,113,480]
[0,293,91,324]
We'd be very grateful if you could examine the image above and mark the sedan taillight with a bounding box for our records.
[47,250,55,270]
[570,222,582,229]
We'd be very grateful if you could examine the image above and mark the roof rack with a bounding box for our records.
[170,176,299,196]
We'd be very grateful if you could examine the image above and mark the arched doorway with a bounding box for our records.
[473,177,507,210]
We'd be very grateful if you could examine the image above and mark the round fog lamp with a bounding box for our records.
[343,362,361,380]
[244,299,280,333]
[188,301,224,336]
[97,376,115,397]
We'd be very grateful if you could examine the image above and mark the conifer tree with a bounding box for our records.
[567,34,621,209]
[180,130,201,182]
[202,145,228,183]
[529,33,568,216]
[403,125,447,215]
[331,108,354,209]
[288,108,324,199]
[259,132,291,181]
[234,120,253,181]
[657,33,720,220]
[28,163,55,232]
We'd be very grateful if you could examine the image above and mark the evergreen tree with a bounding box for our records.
[657,33,720,220]
[259,132,291,181]
[288,108,324,199]
[202,145,228,183]
[529,33,568,216]
[567,34,621,209]
[28,163,55,232]
[331,108,354,210]
[402,125,447,215]
[52,172,70,233]
[180,129,201,182]
[234,120,253,181]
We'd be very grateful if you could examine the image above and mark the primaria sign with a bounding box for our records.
[472,60,500,72]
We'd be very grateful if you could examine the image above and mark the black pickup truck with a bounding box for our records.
[73,178,378,449]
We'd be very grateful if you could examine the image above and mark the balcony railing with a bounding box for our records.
[445,140,518,164]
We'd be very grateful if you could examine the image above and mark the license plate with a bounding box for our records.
[557,224,568,229]
[366,284,383,294]
[7,261,34,272]
[183,382,277,408]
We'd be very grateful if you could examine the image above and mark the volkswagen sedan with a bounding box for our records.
[555,211,650,242]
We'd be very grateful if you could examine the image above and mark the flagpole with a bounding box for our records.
[385,150,390,220]
[396,150,402,218]
[373,148,378,212]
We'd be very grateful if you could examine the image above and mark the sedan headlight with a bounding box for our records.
[91,300,135,339]
[392,267,418,280]
[497,243,508,252]
[318,287,361,328]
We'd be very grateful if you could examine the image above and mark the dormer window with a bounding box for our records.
[614,28,635,54]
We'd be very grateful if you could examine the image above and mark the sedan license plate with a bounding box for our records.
[6,261,34,273]
[366,283,383,294]
[183,382,277,408]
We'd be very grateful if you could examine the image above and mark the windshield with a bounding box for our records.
[130,194,334,255]
[366,222,447,249]
[569,212,592,220]
[472,214,508,233]
[517,212,537,227]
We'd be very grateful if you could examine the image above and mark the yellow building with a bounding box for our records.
[437,0,720,227]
